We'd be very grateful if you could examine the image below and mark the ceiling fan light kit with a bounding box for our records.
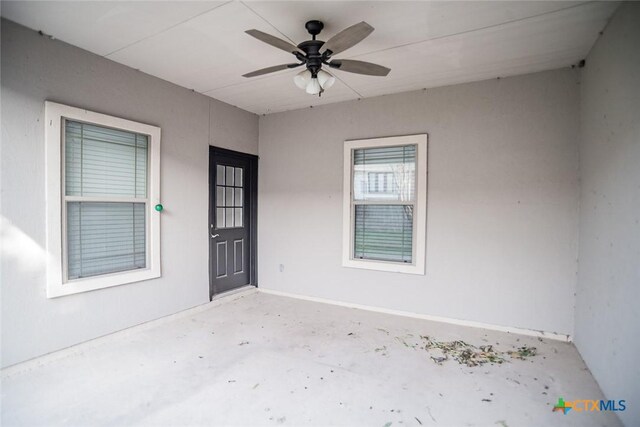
[293,69,311,89]
[243,20,390,97]
[305,75,322,95]
[295,69,335,94]
[317,69,336,90]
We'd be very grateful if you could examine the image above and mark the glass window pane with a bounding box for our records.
[225,208,234,228]
[234,208,243,228]
[65,121,147,198]
[217,165,225,185]
[216,186,225,207]
[225,187,234,207]
[226,166,234,186]
[234,188,243,207]
[235,167,243,187]
[216,208,225,229]
[354,204,413,263]
[353,145,416,202]
[67,202,146,280]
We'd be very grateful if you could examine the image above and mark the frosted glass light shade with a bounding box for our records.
[294,69,312,89]
[317,70,335,90]
[306,77,322,95]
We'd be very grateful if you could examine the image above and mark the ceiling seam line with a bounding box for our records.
[239,1,298,45]
[334,74,363,98]
[103,0,234,58]
[346,1,594,60]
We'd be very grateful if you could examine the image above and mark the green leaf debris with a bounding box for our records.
[421,336,537,367]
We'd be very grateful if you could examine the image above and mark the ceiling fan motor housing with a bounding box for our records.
[297,40,325,77]
[298,20,328,77]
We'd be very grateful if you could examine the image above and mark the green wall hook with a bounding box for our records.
[155,204,163,212]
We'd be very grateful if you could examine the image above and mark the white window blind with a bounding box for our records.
[352,145,416,263]
[64,120,148,280]
[354,205,413,262]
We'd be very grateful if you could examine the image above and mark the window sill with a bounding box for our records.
[46,268,160,299]
[342,258,425,275]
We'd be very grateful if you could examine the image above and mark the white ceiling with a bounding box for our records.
[2,1,619,115]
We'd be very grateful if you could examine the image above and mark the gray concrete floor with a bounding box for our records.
[1,291,621,426]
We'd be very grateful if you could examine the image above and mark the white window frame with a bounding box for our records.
[45,101,161,298]
[342,134,427,275]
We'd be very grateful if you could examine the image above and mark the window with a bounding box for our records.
[215,165,244,229]
[342,134,427,274]
[45,102,161,298]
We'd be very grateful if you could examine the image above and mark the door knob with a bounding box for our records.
[210,233,220,239]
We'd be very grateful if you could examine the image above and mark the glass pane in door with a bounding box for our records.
[215,164,245,229]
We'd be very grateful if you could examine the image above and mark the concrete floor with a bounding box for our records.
[1,290,621,427]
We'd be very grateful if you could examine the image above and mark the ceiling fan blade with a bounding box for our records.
[329,59,390,76]
[245,29,305,55]
[242,63,301,78]
[321,21,374,56]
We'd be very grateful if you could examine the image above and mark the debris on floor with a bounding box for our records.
[374,345,388,355]
[420,336,537,367]
[507,345,537,359]
[421,337,506,367]
[395,336,419,349]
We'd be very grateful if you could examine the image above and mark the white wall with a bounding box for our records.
[575,3,640,425]
[0,19,258,368]
[258,69,580,336]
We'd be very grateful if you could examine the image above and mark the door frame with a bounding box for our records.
[208,146,258,300]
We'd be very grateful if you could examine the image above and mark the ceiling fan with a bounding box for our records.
[242,20,390,96]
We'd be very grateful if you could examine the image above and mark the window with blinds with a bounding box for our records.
[343,134,427,275]
[64,120,149,280]
[352,145,416,263]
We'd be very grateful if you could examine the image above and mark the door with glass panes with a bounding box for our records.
[209,147,257,297]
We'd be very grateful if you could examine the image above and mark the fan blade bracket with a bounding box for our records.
[294,52,308,63]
